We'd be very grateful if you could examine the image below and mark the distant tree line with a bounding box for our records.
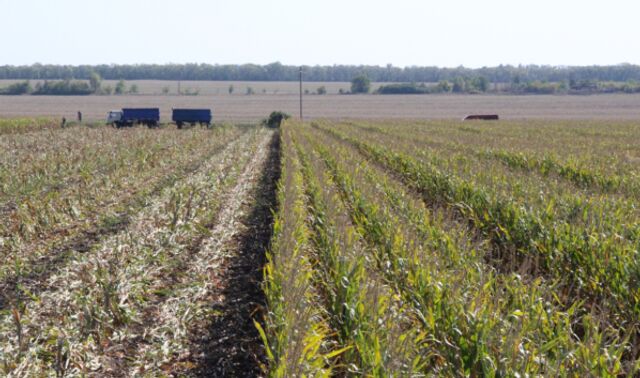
[3,64,640,96]
[0,81,31,95]
[375,77,640,95]
[32,80,94,95]
[0,74,146,96]
[2,62,640,83]
[0,80,95,95]
[375,77,486,94]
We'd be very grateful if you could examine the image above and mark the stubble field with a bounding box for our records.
[1,121,279,376]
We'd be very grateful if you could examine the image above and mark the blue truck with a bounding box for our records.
[107,108,160,128]
[172,108,212,129]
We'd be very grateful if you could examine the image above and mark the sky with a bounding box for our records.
[1,0,639,68]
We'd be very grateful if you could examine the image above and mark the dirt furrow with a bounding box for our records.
[162,129,278,377]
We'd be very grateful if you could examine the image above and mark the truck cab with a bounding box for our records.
[106,110,123,125]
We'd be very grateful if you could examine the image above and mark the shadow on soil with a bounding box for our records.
[192,130,280,377]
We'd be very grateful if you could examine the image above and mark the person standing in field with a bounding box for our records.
[77,111,82,122]
[61,117,66,128]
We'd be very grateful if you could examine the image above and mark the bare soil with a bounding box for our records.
[1,87,639,122]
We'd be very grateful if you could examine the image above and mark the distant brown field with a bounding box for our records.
[0,81,639,122]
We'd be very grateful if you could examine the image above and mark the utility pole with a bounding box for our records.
[299,66,303,120]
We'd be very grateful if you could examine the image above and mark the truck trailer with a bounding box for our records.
[172,108,212,129]
[107,108,160,128]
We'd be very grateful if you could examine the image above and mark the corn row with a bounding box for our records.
[308,121,640,375]
[260,126,333,377]
[294,133,418,375]
[348,121,640,195]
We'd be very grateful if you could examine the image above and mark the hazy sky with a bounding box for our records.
[2,0,638,68]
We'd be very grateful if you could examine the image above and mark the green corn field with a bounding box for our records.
[261,119,640,377]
